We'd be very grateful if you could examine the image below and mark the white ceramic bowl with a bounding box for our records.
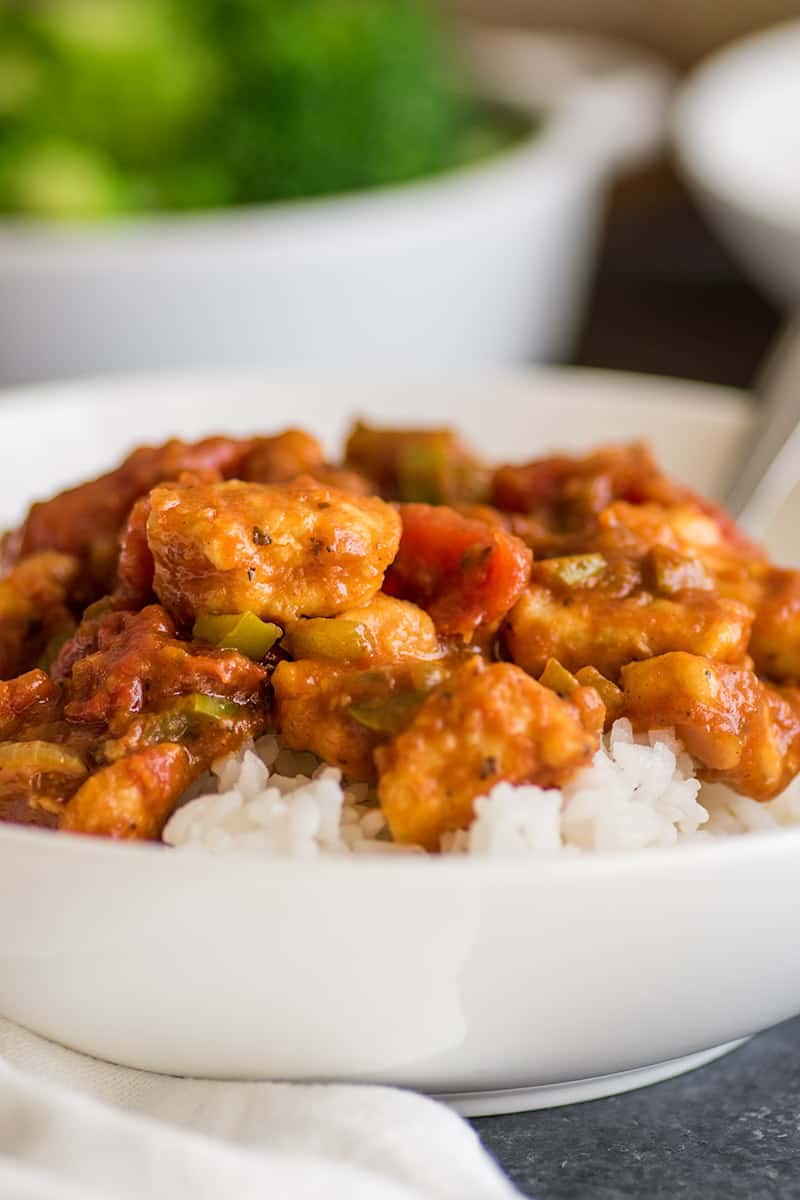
[2,367,800,1115]
[673,20,800,307]
[0,32,672,387]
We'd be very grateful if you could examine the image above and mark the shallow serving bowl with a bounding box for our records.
[2,367,799,1116]
[0,30,671,386]
[673,19,800,307]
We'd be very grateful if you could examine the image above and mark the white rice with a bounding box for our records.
[162,720,800,859]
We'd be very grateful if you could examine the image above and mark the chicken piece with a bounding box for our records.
[0,552,79,679]
[0,670,58,739]
[384,504,532,640]
[4,435,253,592]
[284,594,440,667]
[59,743,197,839]
[240,429,325,482]
[58,694,268,840]
[147,476,401,625]
[505,578,752,681]
[272,658,448,780]
[376,658,599,848]
[112,495,155,609]
[748,567,800,683]
[115,469,241,613]
[344,421,488,504]
[0,670,101,827]
[238,428,370,494]
[491,444,682,555]
[273,661,384,780]
[492,443,673,513]
[620,652,800,800]
[29,602,271,838]
[0,738,89,829]
[492,444,762,559]
[555,500,800,685]
[58,605,267,729]
[307,465,372,495]
[592,501,735,560]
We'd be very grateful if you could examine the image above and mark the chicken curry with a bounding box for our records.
[1,421,799,850]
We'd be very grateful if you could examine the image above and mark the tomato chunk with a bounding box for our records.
[384,504,532,639]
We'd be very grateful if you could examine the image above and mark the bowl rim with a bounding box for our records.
[3,809,800,886]
[1,363,788,888]
[671,16,800,236]
[0,361,754,416]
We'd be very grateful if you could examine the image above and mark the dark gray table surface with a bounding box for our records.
[472,1016,800,1199]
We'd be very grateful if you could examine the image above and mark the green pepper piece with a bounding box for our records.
[575,666,623,713]
[397,443,449,504]
[537,554,607,588]
[408,661,449,692]
[539,658,579,699]
[288,618,374,661]
[193,612,281,659]
[217,613,281,658]
[188,694,249,721]
[348,693,424,735]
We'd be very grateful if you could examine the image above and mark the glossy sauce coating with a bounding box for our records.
[2,420,800,846]
[148,476,401,624]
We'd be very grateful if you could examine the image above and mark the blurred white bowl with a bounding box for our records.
[0,31,671,386]
[673,20,800,307]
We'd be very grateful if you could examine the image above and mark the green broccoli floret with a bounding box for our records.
[12,0,220,168]
[0,45,43,120]
[0,140,130,218]
[203,0,478,203]
[0,0,524,218]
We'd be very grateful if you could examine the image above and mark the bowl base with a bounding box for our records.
[437,1038,748,1116]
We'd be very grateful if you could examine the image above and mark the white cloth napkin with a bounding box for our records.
[0,1019,523,1200]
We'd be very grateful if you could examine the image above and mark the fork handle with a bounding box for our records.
[726,311,800,538]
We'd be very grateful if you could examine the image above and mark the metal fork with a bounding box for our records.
[726,311,800,538]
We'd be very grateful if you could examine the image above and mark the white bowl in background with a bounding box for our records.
[673,20,800,307]
[0,31,672,387]
[3,366,800,1116]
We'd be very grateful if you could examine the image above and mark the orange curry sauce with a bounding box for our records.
[2,424,799,849]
